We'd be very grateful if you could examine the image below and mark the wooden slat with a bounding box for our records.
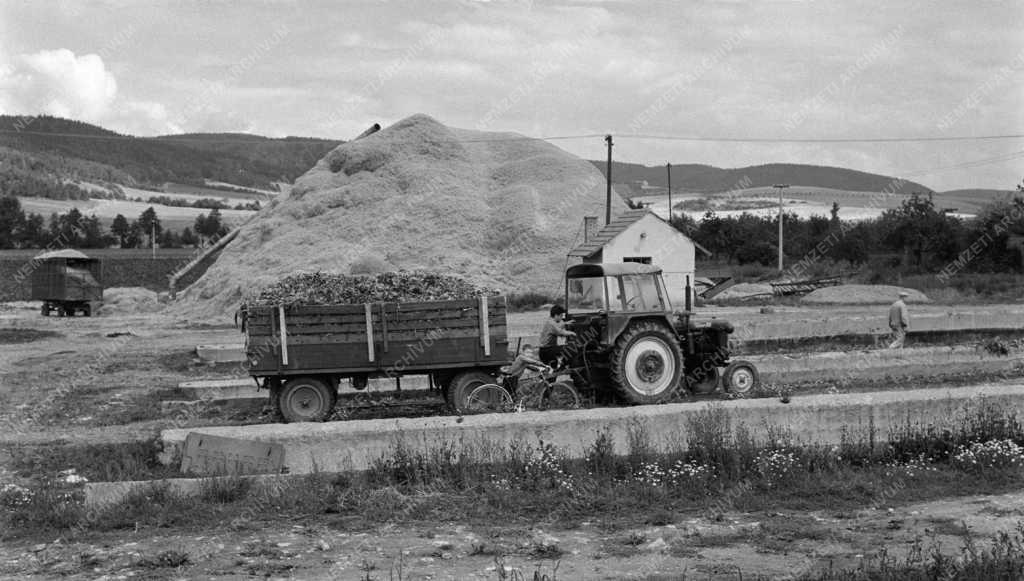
[248,326,508,346]
[248,318,491,335]
[380,303,388,353]
[245,307,504,328]
[365,303,374,362]
[480,295,490,356]
[278,306,289,366]
[247,326,509,343]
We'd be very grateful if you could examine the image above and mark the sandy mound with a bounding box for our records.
[802,284,931,304]
[712,283,774,301]
[99,287,162,315]
[173,114,627,319]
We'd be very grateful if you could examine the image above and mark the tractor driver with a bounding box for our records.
[538,304,576,367]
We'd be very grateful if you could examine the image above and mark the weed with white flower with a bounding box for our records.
[952,439,1024,474]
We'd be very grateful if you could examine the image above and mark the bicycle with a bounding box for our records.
[465,359,582,413]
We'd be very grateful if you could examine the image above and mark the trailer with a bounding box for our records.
[29,250,103,317]
[240,296,510,422]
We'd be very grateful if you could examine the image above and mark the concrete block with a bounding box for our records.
[160,383,1024,475]
[195,344,245,363]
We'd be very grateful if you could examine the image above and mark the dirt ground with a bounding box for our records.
[1,490,1022,580]
[3,300,1024,579]
[2,300,1024,446]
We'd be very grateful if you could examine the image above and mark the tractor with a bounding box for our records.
[561,262,758,403]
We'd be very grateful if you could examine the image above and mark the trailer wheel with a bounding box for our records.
[278,377,336,423]
[610,321,683,404]
[41,303,50,317]
[723,360,759,395]
[446,370,495,413]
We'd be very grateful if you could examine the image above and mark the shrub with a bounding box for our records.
[952,439,1024,474]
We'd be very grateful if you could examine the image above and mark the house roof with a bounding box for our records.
[568,209,711,257]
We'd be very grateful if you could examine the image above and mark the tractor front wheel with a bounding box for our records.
[610,321,683,404]
[723,360,760,395]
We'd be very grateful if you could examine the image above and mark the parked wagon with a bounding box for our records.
[29,249,103,317]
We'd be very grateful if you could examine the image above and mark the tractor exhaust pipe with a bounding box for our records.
[685,275,692,311]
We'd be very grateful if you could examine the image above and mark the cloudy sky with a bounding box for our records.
[1,0,1022,190]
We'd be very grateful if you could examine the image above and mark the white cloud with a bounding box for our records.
[0,48,180,135]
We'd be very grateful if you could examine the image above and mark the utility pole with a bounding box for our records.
[151,222,156,260]
[605,135,613,225]
[773,184,789,272]
[666,163,672,225]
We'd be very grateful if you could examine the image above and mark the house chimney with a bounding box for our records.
[583,216,598,243]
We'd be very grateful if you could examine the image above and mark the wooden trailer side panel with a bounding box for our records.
[244,296,509,375]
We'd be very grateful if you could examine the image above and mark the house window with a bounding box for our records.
[623,256,652,264]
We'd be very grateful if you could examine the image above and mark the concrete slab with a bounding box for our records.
[195,344,245,363]
[160,383,1024,474]
[747,345,1024,375]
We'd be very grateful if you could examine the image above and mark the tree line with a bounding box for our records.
[664,183,1024,277]
[0,197,230,250]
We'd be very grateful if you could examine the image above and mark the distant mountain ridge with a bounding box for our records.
[592,160,935,195]
[0,115,342,190]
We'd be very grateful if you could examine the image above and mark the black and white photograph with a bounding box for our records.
[1,0,1024,578]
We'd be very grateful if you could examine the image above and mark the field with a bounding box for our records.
[17,196,256,231]
[633,186,1015,222]
[3,297,1024,579]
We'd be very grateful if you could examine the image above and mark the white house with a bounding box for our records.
[567,209,710,308]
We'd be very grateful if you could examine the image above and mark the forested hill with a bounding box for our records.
[0,115,342,190]
[593,160,934,194]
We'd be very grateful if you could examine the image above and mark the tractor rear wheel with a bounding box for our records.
[685,364,720,395]
[278,376,336,422]
[610,321,683,404]
[446,370,495,413]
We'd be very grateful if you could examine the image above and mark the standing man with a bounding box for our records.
[888,291,910,349]
[538,304,576,367]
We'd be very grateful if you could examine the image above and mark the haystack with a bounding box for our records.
[172,114,626,319]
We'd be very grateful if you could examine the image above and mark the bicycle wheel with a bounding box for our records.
[465,384,513,413]
[541,381,581,410]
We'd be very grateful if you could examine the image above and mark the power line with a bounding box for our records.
[898,149,1024,178]
[0,128,606,144]
[625,133,1024,144]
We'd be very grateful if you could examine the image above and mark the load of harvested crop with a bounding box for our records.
[242,271,499,308]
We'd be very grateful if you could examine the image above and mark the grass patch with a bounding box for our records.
[798,525,1024,579]
[7,437,180,482]
[0,328,62,344]
[5,401,1024,545]
[136,549,190,569]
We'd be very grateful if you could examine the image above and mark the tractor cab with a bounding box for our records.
[566,262,673,314]
[562,262,758,402]
[565,262,683,346]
